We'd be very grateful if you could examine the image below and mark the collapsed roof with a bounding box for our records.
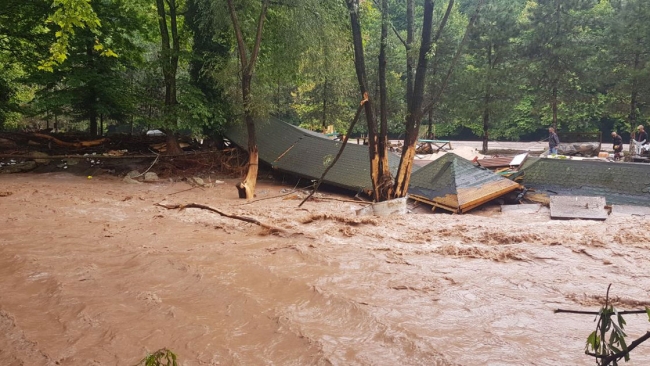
[408,153,521,213]
[519,158,650,206]
[225,117,403,193]
[225,118,649,212]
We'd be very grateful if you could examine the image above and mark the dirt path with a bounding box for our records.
[1,173,649,365]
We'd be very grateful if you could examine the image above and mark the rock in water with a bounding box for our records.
[144,172,159,182]
[123,176,142,184]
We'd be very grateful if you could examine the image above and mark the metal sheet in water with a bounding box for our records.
[550,195,608,220]
[611,205,650,216]
[356,197,407,216]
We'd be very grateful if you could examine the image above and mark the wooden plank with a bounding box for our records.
[458,184,521,213]
[410,195,459,213]
[550,196,608,221]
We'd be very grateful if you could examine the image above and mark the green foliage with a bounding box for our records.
[2,0,650,142]
[40,0,116,71]
[520,0,599,130]
[137,348,178,366]
[583,286,650,366]
[449,0,527,142]
[185,0,233,134]
[598,0,650,134]
[28,0,149,134]
[586,306,630,364]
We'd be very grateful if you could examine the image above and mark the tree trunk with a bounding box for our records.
[89,110,98,138]
[628,47,641,158]
[86,42,97,137]
[377,0,392,199]
[156,0,176,106]
[165,131,184,155]
[169,0,179,106]
[346,0,382,201]
[99,113,104,136]
[227,0,269,199]
[482,44,493,154]
[405,0,414,105]
[157,0,181,153]
[552,86,558,130]
[482,107,489,154]
[236,75,260,199]
[393,0,436,198]
[322,77,328,128]
[394,0,483,197]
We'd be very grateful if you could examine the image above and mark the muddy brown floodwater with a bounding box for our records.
[1,173,649,366]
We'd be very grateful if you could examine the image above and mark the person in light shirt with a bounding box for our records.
[633,125,648,156]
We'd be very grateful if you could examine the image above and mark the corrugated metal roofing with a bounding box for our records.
[408,153,521,213]
[520,158,650,206]
[225,117,404,193]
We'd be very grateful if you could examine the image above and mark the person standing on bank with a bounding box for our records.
[548,127,560,155]
[612,131,623,161]
[634,125,648,156]
[636,125,648,143]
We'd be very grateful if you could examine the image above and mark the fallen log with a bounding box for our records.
[32,133,108,148]
[155,202,288,235]
[0,150,220,160]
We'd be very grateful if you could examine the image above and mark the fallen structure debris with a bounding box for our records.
[519,158,650,206]
[356,197,408,216]
[226,117,405,194]
[408,153,521,213]
[549,196,608,221]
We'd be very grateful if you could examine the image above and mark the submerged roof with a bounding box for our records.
[520,158,650,206]
[408,153,521,213]
[225,117,403,192]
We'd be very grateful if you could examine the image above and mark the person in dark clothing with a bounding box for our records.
[612,131,623,161]
[548,127,560,155]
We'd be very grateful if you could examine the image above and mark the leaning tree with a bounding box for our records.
[344,0,485,201]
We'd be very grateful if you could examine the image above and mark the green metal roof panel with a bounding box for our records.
[408,153,516,200]
[520,158,650,206]
[225,117,405,192]
[408,154,457,199]
[275,135,371,190]
[226,118,305,163]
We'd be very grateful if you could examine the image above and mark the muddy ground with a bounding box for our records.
[1,172,649,366]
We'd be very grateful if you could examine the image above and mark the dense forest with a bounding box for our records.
[1,0,649,148]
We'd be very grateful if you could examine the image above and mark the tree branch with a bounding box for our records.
[555,309,649,316]
[421,0,485,118]
[249,0,270,73]
[226,0,249,68]
[299,93,369,207]
[600,332,650,365]
[155,202,287,234]
[370,0,406,47]
[432,0,453,44]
